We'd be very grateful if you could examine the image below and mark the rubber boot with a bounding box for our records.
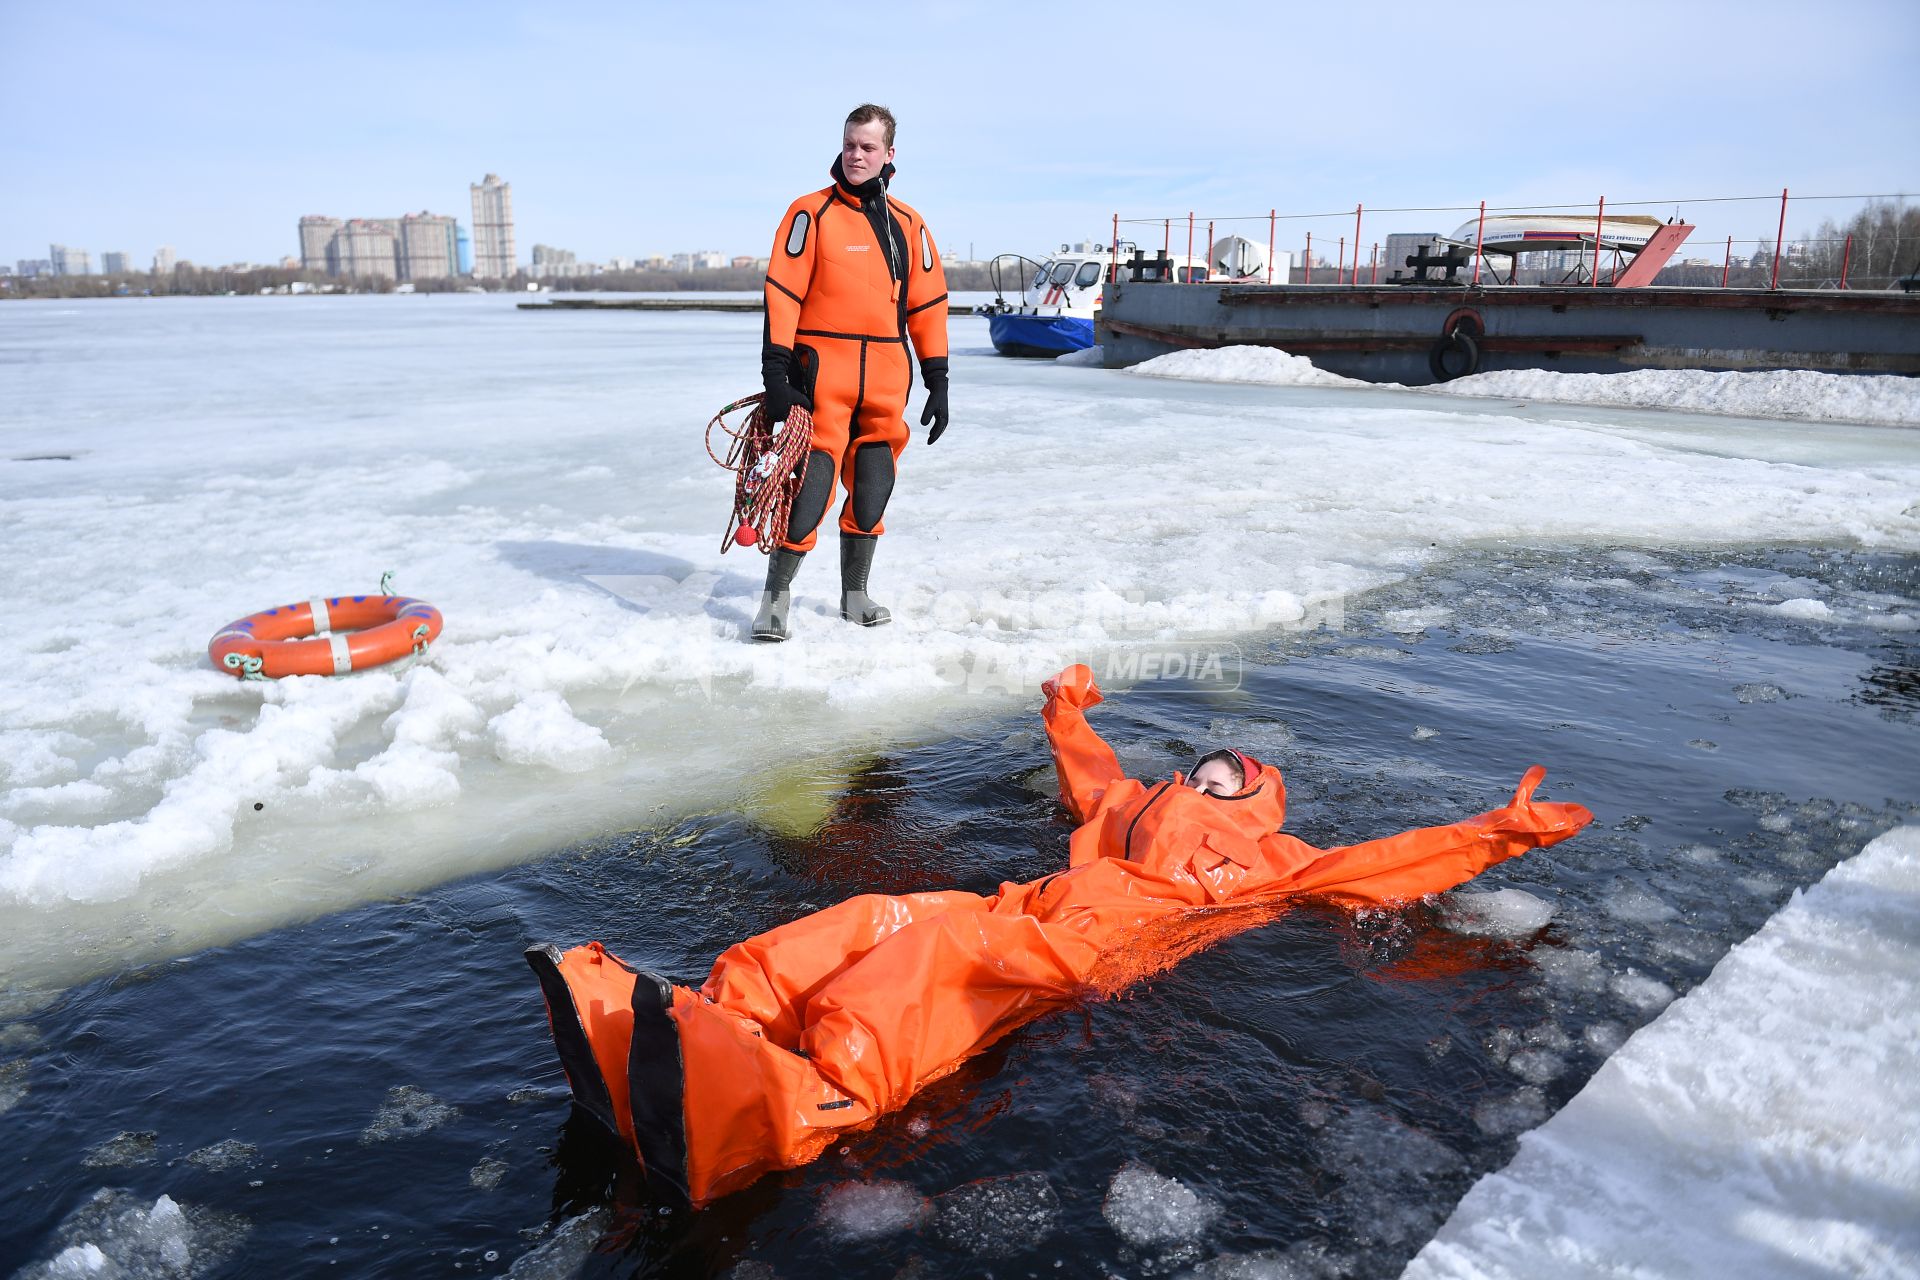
[751,548,805,642]
[839,534,891,627]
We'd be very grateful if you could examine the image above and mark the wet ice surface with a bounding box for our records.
[1406,826,1920,1280]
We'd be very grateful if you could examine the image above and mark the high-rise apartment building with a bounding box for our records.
[101,251,131,274]
[469,174,515,279]
[299,216,342,274]
[398,212,459,280]
[334,219,400,280]
[49,245,92,276]
[153,246,176,274]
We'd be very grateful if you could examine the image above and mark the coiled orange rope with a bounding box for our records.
[704,393,815,554]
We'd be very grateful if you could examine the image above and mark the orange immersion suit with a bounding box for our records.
[527,666,1593,1206]
[762,160,949,551]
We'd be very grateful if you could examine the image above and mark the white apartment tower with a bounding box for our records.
[469,174,515,279]
[153,246,176,274]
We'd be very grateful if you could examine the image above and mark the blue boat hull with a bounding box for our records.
[989,312,1095,358]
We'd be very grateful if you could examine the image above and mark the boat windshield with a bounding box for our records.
[1029,262,1053,292]
[1049,261,1077,286]
[1074,261,1102,287]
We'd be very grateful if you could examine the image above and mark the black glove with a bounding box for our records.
[761,345,812,425]
[919,358,950,444]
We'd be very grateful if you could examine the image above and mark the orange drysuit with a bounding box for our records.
[763,159,948,552]
[527,666,1592,1205]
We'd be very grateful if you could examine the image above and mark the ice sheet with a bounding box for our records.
[3,298,1919,1002]
[1401,825,1920,1280]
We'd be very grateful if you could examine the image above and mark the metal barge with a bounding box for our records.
[1098,280,1920,384]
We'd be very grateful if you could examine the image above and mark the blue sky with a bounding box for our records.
[6,0,1916,269]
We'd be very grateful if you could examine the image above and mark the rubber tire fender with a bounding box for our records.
[1428,329,1481,383]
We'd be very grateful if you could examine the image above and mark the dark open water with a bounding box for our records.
[4,544,1916,1279]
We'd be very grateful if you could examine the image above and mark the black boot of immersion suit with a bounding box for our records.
[752,548,805,642]
[839,534,891,627]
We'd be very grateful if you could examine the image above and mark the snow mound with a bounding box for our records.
[1404,825,1920,1280]
[1055,344,1104,366]
[1127,346,1364,387]
[1432,367,1920,428]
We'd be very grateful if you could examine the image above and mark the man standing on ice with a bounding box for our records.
[751,103,951,642]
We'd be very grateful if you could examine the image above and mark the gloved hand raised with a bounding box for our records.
[761,345,812,425]
[919,357,950,444]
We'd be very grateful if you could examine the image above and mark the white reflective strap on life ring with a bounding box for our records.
[308,596,331,636]
[329,633,352,674]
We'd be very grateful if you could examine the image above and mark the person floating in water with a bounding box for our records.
[751,102,951,642]
[527,665,1592,1205]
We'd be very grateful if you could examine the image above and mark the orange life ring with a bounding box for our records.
[208,594,443,679]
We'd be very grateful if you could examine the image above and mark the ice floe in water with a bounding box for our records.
[1437,888,1554,939]
[1471,1086,1549,1137]
[1318,1109,1468,1249]
[929,1171,1059,1256]
[359,1085,459,1143]
[0,1056,28,1115]
[1406,826,1920,1280]
[81,1131,158,1169]
[467,1156,508,1190]
[503,1207,609,1279]
[12,1188,248,1280]
[1103,1163,1219,1247]
[814,1178,929,1240]
[183,1140,256,1172]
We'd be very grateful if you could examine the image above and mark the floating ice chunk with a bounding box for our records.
[487,692,612,773]
[46,1243,108,1275]
[1505,1049,1567,1086]
[1411,725,1440,741]
[468,1156,508,1190]
[185,1140,258,1172]
[0,1056,27,1115]
[816,1179,929,1240]
[1582,1021,1628,1056]
[1127,345,1363,387]
[504,1207,610,1278]
[1604,884,1679,925]
[1177,1250,1305,1278]
[12,1188,248,1280]
[1102,1163,1219,1246]
[930,1171,1059,1256]
[1319,1109,1467,1246]
[1759,812,1794,833]
[1472,1086,1548,1136]
[82,1131,158,1168]
[1734,682,1784,704]
[360,1085,459,1143]
[1438,888,1554,939]
[1382,606,1451,635]
[1054,345,1103,366]
[1687,738,1719,751]
[1531,948,1607,992]
[1771,597,1832,621]
[1609,969,1676,1012]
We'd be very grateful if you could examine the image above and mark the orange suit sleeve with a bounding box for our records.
[1040,664,1124,823]
[764,196,817,351]
[902,208,949,362]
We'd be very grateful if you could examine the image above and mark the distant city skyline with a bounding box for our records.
[3,1,1916,269]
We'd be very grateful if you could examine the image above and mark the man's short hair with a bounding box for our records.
[846,103,897,148]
